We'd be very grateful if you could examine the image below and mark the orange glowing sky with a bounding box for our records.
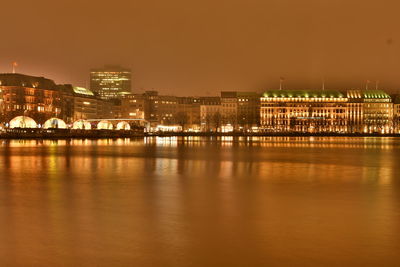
[1,0,400,95]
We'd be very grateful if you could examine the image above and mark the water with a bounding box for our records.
[0,137,399,266]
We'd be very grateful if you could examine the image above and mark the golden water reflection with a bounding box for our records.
[0,137,399,266]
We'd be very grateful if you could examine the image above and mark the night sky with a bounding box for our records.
[1,0,400,95]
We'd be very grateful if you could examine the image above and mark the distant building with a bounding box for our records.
[90,65,131,100]
[121,91,179,127]
[0,73,62,125]
[176,97,201,131]
[220,91,260,131]
[140,91,178,125]
[236,92,261,130]
[200,97,221,132]
[58,84,98,122]
[155,95,178,125]
[347,90,393,133]
[393,95,400,133]
[121,94,146,120]
[260,89,394,134]
[220,92,238,127]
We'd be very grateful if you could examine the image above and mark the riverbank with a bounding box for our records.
[0,129,144,139]
[147,132,400,137]
[1,128,400,139]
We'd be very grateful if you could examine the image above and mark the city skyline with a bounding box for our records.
[2,0,400,95]
[1,68,399,96]
[1,72,399,135]
[2,1,400,266]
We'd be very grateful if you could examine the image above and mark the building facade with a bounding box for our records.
[220,91,260,131]
[237,92,261,131]
[200,97,221,132]
[121,94,146,120]
[90,65,131,100]
[260,89,394,133]
[176,97,201,131]
[0,73,62,125]
[220,91,238,128]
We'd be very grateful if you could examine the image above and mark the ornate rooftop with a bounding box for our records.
[262,90,345,98]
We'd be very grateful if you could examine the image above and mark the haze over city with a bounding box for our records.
[2,0,400,94]
[2,1,400,267]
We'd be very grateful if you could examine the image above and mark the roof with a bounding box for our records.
[73,86,94,96]
[0,73,57,90]
[362,90,391,99]
[262,90,345,98]
[90,65,131,73]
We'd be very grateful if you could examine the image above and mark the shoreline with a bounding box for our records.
[1,129,400,140]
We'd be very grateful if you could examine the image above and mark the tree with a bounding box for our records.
[175,111,189,131]
[205,114,213,132]
[212,112,222,132]
[238,112,247,132]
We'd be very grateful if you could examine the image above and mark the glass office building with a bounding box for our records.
[90,65,131,99]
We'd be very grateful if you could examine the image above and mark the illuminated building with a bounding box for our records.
[236,92,261,131]
[261,90,347,133]
[140,91,178,125]
[59,84,99,121]
[393,95,400,133]
[90,65,131,99]
[260,89,394,133]
[0,73,62,125]
[176,97,201,131]
[121,91,179,127]
[121,94,145,120]
[221,91,260,131]
[221,92,238,127]
[156,95,178,125]
[200,97,221,131]
[347,90,393,133]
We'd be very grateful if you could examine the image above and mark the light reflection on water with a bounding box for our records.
[0,137,399,266]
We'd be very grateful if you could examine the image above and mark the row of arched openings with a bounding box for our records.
[8,116,131,130]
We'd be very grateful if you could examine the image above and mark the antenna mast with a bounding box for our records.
[279,77,284,90]
[12,62,18,73]
[365,80,370,90]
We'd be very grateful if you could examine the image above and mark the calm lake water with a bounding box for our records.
[0,137,399,266]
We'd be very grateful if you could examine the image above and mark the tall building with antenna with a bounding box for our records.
[90,65,131,100]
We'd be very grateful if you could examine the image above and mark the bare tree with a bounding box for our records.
[175,111,189,131]
[212,112,222,132]
[205,114,212,131]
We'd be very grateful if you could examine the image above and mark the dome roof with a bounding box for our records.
[9,116,38,129]
[43,118,67,129]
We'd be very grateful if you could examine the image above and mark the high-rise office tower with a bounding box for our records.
[90,65,131,99]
